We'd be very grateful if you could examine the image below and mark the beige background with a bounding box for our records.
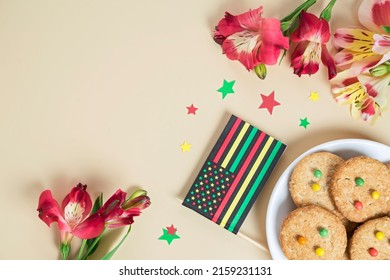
[0,0,388,260]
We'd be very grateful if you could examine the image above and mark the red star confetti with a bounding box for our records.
[259,91,280,115]
[166,224,177,235]
[186,104,198,115]
[158,225,180,245]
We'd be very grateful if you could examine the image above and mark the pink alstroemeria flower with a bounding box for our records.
[290,11,336,79]
[331,0,390,123]
[37,183,105,244]
[333,0,390,74]
[214,6,289,71]
[331,67,390,124]
[96,189,151,228]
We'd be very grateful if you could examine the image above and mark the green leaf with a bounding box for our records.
[101,226,132,260]
[91,193,103,214]
[381,26,390,34]
[254,64,267,80]
[83,193,104,258]
[280,0,317,33]
[60,243,70,260]
[320,0,337,21]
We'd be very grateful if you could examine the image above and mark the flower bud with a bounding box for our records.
[254,64,267,80]
[369,62,390,77]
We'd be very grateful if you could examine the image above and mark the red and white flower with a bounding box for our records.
[214,6,289,71]
[290,11,336,79]
[37,183,105,244]
[94,189,151,228]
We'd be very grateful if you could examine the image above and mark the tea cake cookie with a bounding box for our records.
[350,216,390,260]
[279,205,347,260]
[289,152,345,220]
[331,156,390,223]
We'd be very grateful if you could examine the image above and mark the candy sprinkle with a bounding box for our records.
[375,231,385,241]
[355,177,364,186]
[315,247,325,257]
[313,169,322,178]
[319,228,328,238]
[354,201,363,210]
[311,183,321,192]
[371,190,380,200]
[297,236,306,245]
[368,247,378,257]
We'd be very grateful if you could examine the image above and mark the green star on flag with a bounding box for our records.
[158,227,180,245]
[217,79,235,99]
[299,117,310,129]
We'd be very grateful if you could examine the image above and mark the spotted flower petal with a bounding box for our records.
[359,0,390,34]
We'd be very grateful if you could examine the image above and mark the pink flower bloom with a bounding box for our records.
[290,11,336,79]
[96,189,151,228]
[331,0,390,123]
[37,183,105,244]
[214,6,289,70]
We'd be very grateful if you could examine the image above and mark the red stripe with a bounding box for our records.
[212,131,266,222]
[213,118,241,163]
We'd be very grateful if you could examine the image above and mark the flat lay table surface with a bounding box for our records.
[0,0,389,260]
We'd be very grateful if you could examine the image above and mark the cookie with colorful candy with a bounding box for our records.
[330,156,390,223]
[349,216,390,260]
[279,205,347,260]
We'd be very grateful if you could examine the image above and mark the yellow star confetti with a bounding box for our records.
[180,141,191,152]
[309,91,320,101]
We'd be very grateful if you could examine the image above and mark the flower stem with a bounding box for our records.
[280,0,317,34]
[77,239,88,260]
[81,228,106,260]
[320,0,337,21]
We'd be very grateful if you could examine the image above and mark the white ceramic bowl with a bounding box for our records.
[265,138,390,260]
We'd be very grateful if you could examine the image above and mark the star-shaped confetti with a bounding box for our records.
[158,225,180,245]
[166,224,177,235]
[186,104,198,115]
[180,141,191,152]
[258,91,280,115]
[217,79,235,99]
[299,117,310,129]
[309,91,320,102]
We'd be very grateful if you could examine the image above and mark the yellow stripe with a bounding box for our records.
[221,123,250,168]
[220,136,274,228]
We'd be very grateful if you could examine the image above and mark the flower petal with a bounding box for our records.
[216,6,263,38]
[290,11,330,43]
[61,183,92,229]
[321,44,337,79]
[291,41,320,76]
[105,209,141,228]
[257,18,289,65]
[99,189,127,219]
[334,49,376,67]
[222,30,261,70]
[72,213,105,239]
[235,6,264,30]
[122,195,151,210]
[373,34,390,54]
[359,72,390,105]
[333,28,375,51]
[359,0,390,34]
[216,12,243,38]
[37,190,70,232]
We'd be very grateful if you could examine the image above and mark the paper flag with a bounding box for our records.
[182,115,286,234]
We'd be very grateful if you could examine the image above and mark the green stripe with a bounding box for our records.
[228,141,282,232]
[229,127,258,173]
